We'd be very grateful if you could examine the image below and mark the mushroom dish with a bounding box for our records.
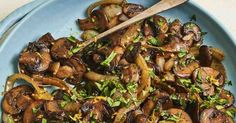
[2,0,236,123]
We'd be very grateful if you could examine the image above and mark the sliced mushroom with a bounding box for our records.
[91,10,109,32]
[55,65,74,79]
[142,91,173,115]
[162,36,190,53]
[19,41,52,74]
[122,3,144,18]
[210,59,226,81]
[142,19,157,37]
[200,108,234,123]
[123,42,141,63]
[160,108,192,123]
[23,101,44,123]
[155,55,165,72]
[198,45,212,67]
[66,57,86,85]
[78,18,97,31]
[121,64,140,83]
[209,47,225,61]
[183,22,202,42]
[37,32,54,48]
[153,15,169,33]
[51,38,74,60]
[2,85,33,115]
[82,100,113,122]
[174,57,200,78]
[193,67,224,96]
[219,89,234,108]
[169,19,182,37]
[44,100,63,114]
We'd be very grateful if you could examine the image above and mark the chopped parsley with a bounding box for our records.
[133,33,143,43]
[156,18,164,27]
[160,111,181,123]
[225,80,233,86]
[32,107,39,114]
[42,118,47,123]
[100,51,117,67]
[67,35,77,43]
[190,14,197,21]
[196,71,202,83]
[226,108,236,118]
[70,46,81,54]
[147,37,162,46]
[178,49,187,58]
[200,94,228,109]
[179,78,192,87]
[128,45,134,51]
[149,69,157,79]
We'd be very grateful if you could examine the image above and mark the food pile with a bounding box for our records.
[2,0,235,123]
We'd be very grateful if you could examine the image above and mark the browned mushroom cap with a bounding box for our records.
[183,22,202,42]
[78,18,97,31]
[174,56,200,78]
[19,40,52,74]
[142,19,157,37]
[193,67,224,96]
[219,89,234,108]
[82,99,113,122]
[91,10,109,32]
[169,19,182,37]
[159,108,193,123]
[161,36,190,53]
[66,57,86,85]
[121,63,140,83]
[51,38,74,60]
[200,108,234,123]
[142,91,173,116]
[186,101,200,123]
[123,42,141,63]
[23,101,44,123]
[37,32,54,48]
[44,100,63,114]
[2,85,33,115]
[102,4,122,21]
[153,15,169,33]
[122,3,144,18]
[126,110,148,123]
[198,45,212,67]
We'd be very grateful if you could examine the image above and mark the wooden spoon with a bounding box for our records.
[79,0,188,48]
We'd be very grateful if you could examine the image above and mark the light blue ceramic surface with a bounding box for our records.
[0,0,236,120]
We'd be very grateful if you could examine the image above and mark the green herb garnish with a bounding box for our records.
[178,49,187,58]
[42,118,47,123]
[32,108,39,114]
[147,37,162,46]
[67,35,77,43]
[133,33,143,43]
[100,51,117,67]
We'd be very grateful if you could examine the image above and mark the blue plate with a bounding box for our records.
[0,0,236,120]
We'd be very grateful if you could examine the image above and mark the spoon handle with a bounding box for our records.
[80,0,188,48]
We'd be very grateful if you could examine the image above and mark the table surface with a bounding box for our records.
[0,0,236,36]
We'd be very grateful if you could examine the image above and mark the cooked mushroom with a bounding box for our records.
[51,38,74,60]
[142,19,157,37]
[19,41,52,74]
[219,89,234,108]
[162,36,190,53]
[198,45,212,67]
[123,42,141,63]
[183,22,202,42]
[78,18,97,31]
[153,15,169,33]
[159,108,192,123]
[193,67,224,96]
[174,56,200,78]
[200,108,234,123]
[91,10,109,32]
[82,100,113,122]
[169,19,182,37]
[125,110,147,123]
[142,91,173,115]
[37,32,54,48]
[2,85,33,115]
[186,100,200,123]
[23,101,44,123]
[121,63,139,83]
[122,3,144,18]
[66,57,86,85]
